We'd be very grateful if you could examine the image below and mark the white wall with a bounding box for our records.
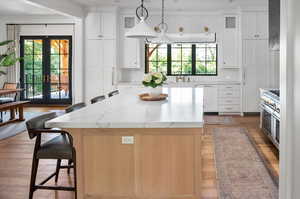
[0,15,84,103]
[280,0,300,198]
[118,10,241,82]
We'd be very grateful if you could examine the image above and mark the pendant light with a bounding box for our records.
[125,0,157,39]
[151,0,172,44]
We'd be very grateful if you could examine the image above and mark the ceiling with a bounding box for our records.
[71,0,268,11]
[0,0,58,16]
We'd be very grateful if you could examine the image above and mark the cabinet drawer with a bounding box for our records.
[219,98,240,105]
[219,85,240,91]
[219,105,241,112]
[219,90,240,98]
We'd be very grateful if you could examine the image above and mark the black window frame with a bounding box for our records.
[145,43,218,76]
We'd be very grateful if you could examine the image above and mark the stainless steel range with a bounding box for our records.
[260,89,280,149]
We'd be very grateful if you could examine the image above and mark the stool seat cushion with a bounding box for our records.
[36,135,73,160]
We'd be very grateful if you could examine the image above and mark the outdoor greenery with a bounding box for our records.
[23,39,65,98]
[0,40,22,76]
[146,43,217,75]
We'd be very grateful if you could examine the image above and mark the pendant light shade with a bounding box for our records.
[125,17,157,39]
[125,0,157,39]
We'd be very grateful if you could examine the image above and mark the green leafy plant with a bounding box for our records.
[0,40,22,76]
[142,72,167,88]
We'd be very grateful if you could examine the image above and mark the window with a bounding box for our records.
[145,43,218,76]
[171,44,193,75]
[146,44,168,74]
[195,43,217,75]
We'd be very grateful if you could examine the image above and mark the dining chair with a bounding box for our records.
[90,95,106,104]
[26,112,77,199]
[0,82,19,121]
[108,90,119,98]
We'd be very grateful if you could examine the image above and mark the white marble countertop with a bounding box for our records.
[46,87,204,129]
[118,81,241,87]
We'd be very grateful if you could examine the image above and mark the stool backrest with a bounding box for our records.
[90,95,105,104]
[65,102,86,113]
[26,112,57,139]
[108,90,119,98]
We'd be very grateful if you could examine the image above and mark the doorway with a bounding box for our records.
[20,36,72,104]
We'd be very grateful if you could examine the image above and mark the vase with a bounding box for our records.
[148,87,162,98]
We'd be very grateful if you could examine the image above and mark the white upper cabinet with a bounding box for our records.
[86,12,116,40]
[256,12,269,39]
[123,37,140,68]
[223,15,239,68]
[122,16,141,68]
[242,11,268,40]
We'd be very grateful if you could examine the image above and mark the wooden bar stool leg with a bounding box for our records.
[73,149,77,199]
[29,158,39,199]
[55,159,61,183]
[67,160,72,174]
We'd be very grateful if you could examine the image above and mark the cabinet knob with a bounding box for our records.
[98,35,103,38]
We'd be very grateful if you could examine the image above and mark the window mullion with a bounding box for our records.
[167,44,171,75]
[192,45,196,75]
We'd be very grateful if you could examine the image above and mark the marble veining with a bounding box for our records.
[46,87,204,129]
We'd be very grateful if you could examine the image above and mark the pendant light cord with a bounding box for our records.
[162,0,165,25]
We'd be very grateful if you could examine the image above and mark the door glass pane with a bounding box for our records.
[50,39,70,100]
[23,39,43,99]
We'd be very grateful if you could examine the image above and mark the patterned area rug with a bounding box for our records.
[213,127,278,199]
[205,116,238,125]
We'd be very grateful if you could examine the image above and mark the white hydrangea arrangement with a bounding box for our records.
[142,72,167,88]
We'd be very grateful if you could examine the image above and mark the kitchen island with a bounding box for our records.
[46,87,204,199]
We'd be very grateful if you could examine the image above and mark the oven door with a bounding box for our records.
[261,106,272,136]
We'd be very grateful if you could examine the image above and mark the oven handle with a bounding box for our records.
[260,104,274,114]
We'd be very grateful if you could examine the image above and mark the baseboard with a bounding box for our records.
[243,112,260,116]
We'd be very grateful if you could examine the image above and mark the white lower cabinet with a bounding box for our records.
[203,85,218,112]
[195,83,241,114]
[218,84,241,114]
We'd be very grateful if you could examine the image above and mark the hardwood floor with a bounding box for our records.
[0,108,279,199]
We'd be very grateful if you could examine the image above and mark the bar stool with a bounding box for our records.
[26,112,77,199]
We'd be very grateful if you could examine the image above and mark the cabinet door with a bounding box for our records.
[223,29,238,68]
[102,39,116,68]
[103,67,114,93]
[101,13,116,39]
[256,12,269,39]
[86,40,103,68]
[243,40,269,112]
[242,12,257,39]
[203,85,218,112]
[86,13,102,40]
[123,37,140,68]
[85,40,104,101]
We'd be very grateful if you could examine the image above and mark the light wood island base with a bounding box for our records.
[66,128,203,199]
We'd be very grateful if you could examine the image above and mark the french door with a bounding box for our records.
[20,36,72,104]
